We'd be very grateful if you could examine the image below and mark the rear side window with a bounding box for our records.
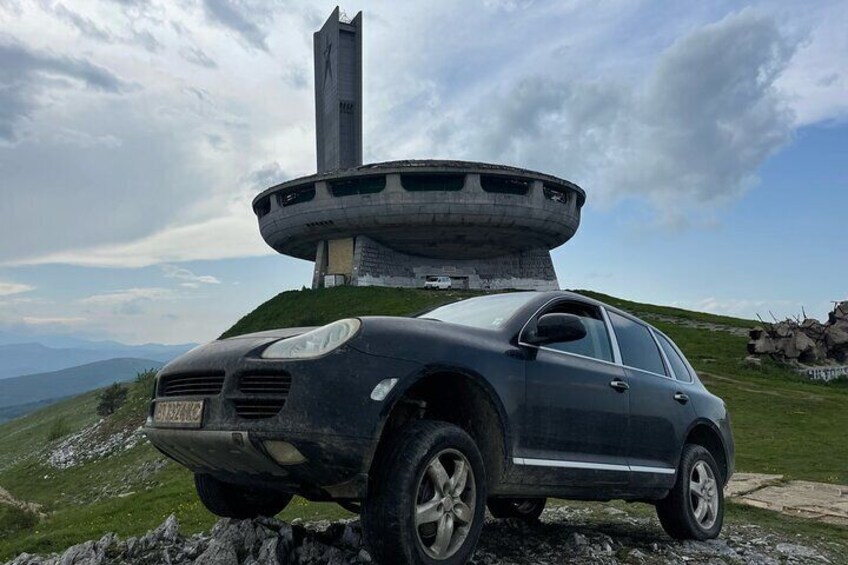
[608,312,667,376]
[656,332,693,382]
[535,301,613,362]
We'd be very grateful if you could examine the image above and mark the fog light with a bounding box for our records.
[264,441,306,465]
[370,378,398,401]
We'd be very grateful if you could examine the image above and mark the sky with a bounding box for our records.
[0,0,846,345]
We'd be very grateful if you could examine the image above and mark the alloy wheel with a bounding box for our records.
[414,448,477,560]
[689,460,719,530]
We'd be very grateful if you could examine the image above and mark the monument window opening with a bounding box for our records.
[401,173,465,192]
[254,196,271,217]
[277,184,316,207]
[481,175,530,195]
[329,176,386,197]
[543,183,571,204]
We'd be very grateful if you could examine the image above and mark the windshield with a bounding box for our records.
[418,292,538,330]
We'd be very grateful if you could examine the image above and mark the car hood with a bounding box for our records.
[350,316,506,363]
[160,327,317,372]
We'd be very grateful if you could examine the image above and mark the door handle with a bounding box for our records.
[609,379,629,392]
[674,392,689,404]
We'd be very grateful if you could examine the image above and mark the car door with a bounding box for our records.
[606,311,697,488]
[518,299,631,487]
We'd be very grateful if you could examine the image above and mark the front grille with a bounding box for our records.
[238,371,292,395]
[158,371,225,397]
[233,399,286,419]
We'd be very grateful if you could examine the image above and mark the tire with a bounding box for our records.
[363,420,487,565]
[656,444,724,540]
[194,474,293,519]
[487,497,546,521]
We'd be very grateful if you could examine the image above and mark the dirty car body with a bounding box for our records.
[143,291,734,507]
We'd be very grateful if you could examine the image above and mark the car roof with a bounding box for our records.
[528,290,664,334]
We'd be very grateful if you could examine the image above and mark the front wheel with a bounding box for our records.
[656,444,724,540]
[194,474,292,519]
[487,497,546,521]
[364,421,487,564]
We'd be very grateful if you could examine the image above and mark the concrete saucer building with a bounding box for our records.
[253,8,585,290]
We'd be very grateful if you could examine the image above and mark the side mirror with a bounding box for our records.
[526,313,587,345]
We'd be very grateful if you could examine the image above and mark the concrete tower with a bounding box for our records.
[314,7,362,173]
[254,9,586,291]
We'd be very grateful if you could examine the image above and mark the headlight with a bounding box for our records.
[261,319,361,359]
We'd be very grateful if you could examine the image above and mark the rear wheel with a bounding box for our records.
[364,420,487,564]
[656,444,724,540]
[487,497,546,521]
[194,474,292,519]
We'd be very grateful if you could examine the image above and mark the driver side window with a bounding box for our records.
[536,301,613,362]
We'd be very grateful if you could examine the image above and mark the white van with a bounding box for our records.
[424,275,452,290]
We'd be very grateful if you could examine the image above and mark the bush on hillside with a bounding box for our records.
[0,505,38,537]
[46,417,70,441]
[97,383,129,417]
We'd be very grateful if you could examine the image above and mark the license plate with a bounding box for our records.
[154,400,204,428]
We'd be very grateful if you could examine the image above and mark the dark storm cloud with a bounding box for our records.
[0,39,130,142]
[202,0,269,52]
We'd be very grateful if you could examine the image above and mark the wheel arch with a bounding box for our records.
[683,419,730,485]
[366,365,512,495]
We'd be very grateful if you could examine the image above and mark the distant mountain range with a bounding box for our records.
[0,358,165,423]
[0,331,195,380]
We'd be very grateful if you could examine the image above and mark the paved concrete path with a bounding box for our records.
[726,472,848,525]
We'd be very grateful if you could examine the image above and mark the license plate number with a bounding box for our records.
[154,400,204,428]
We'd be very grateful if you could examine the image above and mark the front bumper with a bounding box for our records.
[144,426,371,499]
[143,339,421,500]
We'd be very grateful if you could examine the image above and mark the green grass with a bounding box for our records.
[575,289,757,329]
[222,286,480,338]
[1,286,846,559]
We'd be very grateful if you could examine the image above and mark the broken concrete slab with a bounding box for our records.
[725,472,784,497]
[736,480,848,526]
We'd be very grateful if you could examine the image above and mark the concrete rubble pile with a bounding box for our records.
[5,508,837,565]
[748,300,848,365]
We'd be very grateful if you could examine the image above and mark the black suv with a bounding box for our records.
[144,291,734,564]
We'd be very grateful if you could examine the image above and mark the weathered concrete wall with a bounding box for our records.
[342,235,559,291]
[256,162,583,263]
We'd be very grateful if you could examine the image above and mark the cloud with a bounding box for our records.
[180,46,218,69]
[0,281,33,296]
[394,9,797,225]
[79,287,174,307]
[282,65,308,89]
[79,287,175,315]
[775,3,848,125]
[10,214,271,268]
[0,38,130,142]
[161,264,221,285]
[202,0,270,52]
[22,316,86,325]
[51,2,113,43]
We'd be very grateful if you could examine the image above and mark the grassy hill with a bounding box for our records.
[0,358,164,423]
[1,287,846,559]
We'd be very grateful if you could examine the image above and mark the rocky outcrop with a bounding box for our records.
[5,505,838,565]
[748,300,848,370]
